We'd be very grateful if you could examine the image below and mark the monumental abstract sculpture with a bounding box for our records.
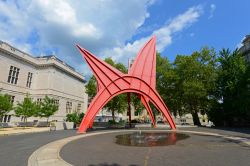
[77,36,176,133]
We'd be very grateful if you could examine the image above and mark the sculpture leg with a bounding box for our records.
[78,90,111,133]
[89,120,94,129]
[140,95,156,127]
[146,90,176,129]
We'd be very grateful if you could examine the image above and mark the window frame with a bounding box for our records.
[26,72,33,88]
[7,66,20,85]
[66,101,72,114]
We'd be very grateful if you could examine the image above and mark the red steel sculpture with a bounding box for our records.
[77,36,176,133]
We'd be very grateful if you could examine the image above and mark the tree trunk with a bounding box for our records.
[191,111,201,126]
[25,117,27,129]
[127,93,131,127]
[47,117,49,127]
[112,110,115,122]
[0,116,2,130]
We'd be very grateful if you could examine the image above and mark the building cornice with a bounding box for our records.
[0,41,86,83]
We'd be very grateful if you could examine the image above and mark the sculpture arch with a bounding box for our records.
[77,36,176,133]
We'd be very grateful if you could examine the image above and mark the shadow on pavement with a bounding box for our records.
[211,127,250,134]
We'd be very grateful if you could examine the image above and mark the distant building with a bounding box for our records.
[0,41,88,123]
[239,34,250,62]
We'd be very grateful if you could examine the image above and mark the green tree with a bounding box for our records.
[115,62,127,73]
[66,112,79,123]
[0,94,13,118]
[156,53,182,117]
[37,96,58,123]
[78,112,85,123]
[103,58,127,121]
[210,48,250,126]
[105,94,127,121]
[173,47,217,125]
[85,76,97,99]
[66,112,85,125]
[15,95,37,126]
[66,112,85,124]
[131,94,144,116]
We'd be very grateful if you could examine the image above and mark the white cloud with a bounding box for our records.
[0,0,153,76]
[103,5,203,64]
[208,4,216,19]
[0,1,203,77]
[154,6,203,51]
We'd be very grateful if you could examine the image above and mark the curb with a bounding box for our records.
[28,130,126,166]
[28,129,250,166]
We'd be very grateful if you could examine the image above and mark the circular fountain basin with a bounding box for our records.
[115,132,189,147]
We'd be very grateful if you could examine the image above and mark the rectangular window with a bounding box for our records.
[77,103,81,113]
[53,99,59,106]
[37,98,42,104]
[7,66,20,84]
[26,72,33,88]
[66,101,72,114]
[3,115,8,122]
[53,99,59,113]
[7,115,11,122]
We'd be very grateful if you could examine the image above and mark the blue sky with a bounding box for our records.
[0,0,249,77]
[140,0,250,61]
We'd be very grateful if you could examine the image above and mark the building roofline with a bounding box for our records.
[0,40,38,60]
[0,40,86,83]
[242,35,250,43]
[36,55,76,71]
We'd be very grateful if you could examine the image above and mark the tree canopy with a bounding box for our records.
[84,47,249,127]
[15,94,37,123]
[0,94,13,117]
[66,112,85,125]
[156,48,217,125]
[36,96,58,122]
[208,49,250,126]
[14,95,58,125]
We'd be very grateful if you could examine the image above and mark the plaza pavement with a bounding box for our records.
[0,129,77,166]
[28,127,250,166]
[0,126,249,166]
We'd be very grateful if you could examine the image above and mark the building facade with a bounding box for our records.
[0,41,88,123]
[239,34,250,62]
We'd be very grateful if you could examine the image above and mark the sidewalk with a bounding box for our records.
[0,127,50,136]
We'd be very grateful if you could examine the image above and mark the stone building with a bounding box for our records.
[0,41,88,124]
[239,34,250,62]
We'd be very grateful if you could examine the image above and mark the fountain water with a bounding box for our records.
[115,132,189,147]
